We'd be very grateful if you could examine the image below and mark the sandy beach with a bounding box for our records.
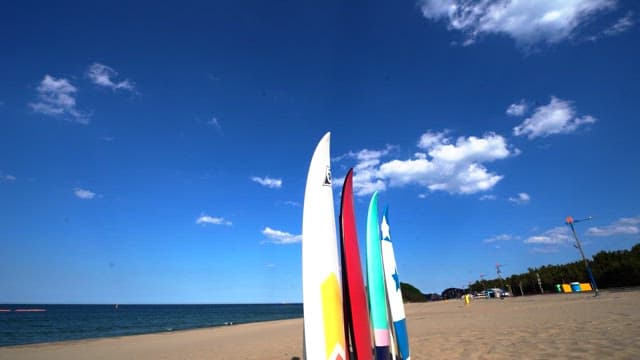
[2,289,639,359]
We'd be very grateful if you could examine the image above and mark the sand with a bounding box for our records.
[2,289,639,359]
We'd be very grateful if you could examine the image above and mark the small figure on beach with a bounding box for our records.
[464,294,471,305]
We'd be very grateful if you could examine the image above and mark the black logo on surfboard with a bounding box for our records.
[323,166,332,186]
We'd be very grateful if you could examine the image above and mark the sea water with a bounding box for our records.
[0,304,303,346]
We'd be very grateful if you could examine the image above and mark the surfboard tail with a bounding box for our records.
[374,346,390,360]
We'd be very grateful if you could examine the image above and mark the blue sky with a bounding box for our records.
[2,0,639,303]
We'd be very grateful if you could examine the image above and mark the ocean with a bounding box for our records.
[0,304,303,346]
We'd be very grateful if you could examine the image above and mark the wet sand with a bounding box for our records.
[2,289,639,359]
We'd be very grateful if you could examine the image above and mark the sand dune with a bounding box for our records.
[2,289,639,359]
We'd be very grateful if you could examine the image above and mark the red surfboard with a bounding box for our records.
[340,168,373,360]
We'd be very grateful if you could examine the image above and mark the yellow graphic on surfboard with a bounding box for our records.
[321,273,346,360]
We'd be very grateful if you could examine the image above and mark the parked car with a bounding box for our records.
[488,288,511,298]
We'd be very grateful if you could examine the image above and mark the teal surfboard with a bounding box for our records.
[366,192,390,359]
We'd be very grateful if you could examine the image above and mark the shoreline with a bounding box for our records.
[2,290,639,359]
[0,303,303,347]
[2,317,304,348]
[1,316,304,348]
[1,317,305,360]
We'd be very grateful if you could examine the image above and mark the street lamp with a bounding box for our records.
[565,216,599,296]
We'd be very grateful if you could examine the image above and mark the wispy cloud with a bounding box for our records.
[86,63,135,92]
[523,226,573,245]
[277,200,301,207]
[513,97,596,139]
[251,176,282,189]
[586,215,640,236]
[196,214,232,226]
[29,75,89,124]
[603,11,635,35]
[506,100,527,117]
[418,130,450,149]
[261,227,301,244]
[531,247,560,254]
[479,194,496,201]
[483,233,519,243]
[508,192,531,205]
[207,116,222,130]
[1,173,17,182]
[336,131,515,196]
[419,0,618,47]
[74,187,97,200]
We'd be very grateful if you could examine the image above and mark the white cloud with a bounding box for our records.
[506,100,527,116]
[483,233,519,243]
[251,176,283,189]
[29,75,89,124]
[86,63,135,92]
[426,132,511,163]
[523,226,573,245]
[74,187,96,200]
[419,0,617,47]
[1,174,16,181]
[508,192,531,204]
[377,157,434,188]
[586,215,640,236]
[196,214,231,226]
[425,163,504,194]
[479,194,496,201]
[513,97,596,139]
[336,131,514,196]
[261,227,302,244]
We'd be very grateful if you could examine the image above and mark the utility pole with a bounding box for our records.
[536,272,544,294]
[496,263,505,288]
[565,216,599,296]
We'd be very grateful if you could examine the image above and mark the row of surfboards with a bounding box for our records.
[302,132,411,360]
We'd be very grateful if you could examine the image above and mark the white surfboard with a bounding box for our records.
[302,132,346,360]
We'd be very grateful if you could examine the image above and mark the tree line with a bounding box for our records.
[469,243,640,296]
